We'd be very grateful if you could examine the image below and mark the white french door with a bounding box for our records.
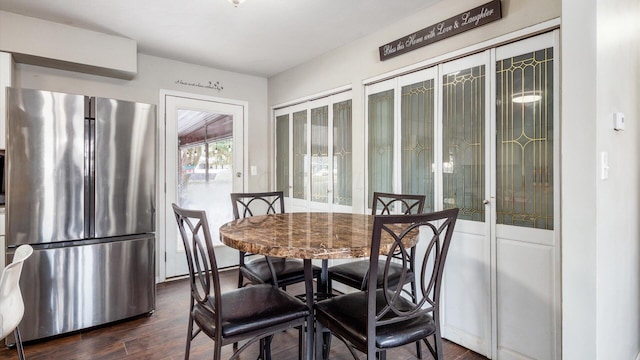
[364,31,560,359]
[275,91,353,213]
[489,32,560,360]
[162,92,245,278]
[438,50,493,357]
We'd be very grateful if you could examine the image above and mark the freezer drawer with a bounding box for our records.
[11,236,155,343]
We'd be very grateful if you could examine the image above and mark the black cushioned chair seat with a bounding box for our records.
[328,260,415,290]
[315,289,435,350]
[193,284,309,339]
[242,257,321,286]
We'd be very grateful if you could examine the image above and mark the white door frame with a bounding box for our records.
[157,89,248,282]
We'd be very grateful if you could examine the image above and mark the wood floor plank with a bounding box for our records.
[0,269,488,359]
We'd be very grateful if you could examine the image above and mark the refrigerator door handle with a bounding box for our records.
[85,116,96,239]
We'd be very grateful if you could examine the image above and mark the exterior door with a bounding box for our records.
[162,93,245,278]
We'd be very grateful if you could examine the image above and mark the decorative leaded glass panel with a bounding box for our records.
[496,48,554,229]
[368,89,394,208]
[311,106,329,203]
[292,110,307,200]
[276,114,289,196]
[401,80,435,213]
[333,100,352,206]
[442,66,486,222]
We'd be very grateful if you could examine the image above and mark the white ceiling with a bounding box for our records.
[0,0,443,78]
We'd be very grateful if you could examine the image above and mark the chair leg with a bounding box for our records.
[434,330,443,360]
[259,335,273,360]
[410,279,423,359]
[298,325,304,360]
[322,330,332,360]
[185,315,194,360]
[14,327,25,360]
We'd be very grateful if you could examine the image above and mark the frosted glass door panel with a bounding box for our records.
[276,114,290,197]
[333,99,353,207]
[496,48,554,230]
[293,110,308,201]
[311,105,329,204]
[367,89,394,208]
[442,65,486,222]
[401,79,435,213]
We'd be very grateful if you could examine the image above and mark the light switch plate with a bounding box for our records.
[601,152,609,180]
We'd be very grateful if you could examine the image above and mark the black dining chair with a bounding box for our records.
[231,191,322,291]
[172,203,310,360]
[315,208,459,360]
[326,192,426,357]
[327,192,426,295]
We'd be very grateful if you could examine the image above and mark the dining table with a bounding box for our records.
[218,211,418,360]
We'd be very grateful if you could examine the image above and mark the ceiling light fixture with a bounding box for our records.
[512,90,542,104]
[228,0,246,7]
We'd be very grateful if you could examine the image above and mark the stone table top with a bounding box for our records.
[219,212,416,259]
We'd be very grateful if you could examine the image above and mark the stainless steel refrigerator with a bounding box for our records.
[5,87,156,343]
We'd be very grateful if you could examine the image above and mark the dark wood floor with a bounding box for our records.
[0,269,488,360]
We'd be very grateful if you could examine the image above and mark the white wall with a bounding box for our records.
[561,0,598,357]
[268,0,560,213]
[14,53,270,191]
[594,0,640,359]
[562,0,640,358]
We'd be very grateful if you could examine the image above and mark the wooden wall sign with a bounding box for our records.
[379,0,502,61]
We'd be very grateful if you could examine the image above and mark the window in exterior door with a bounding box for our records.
[311,105,329,203]
[333,100,353,206]
[367,89,394,208]
[442,66,486,222]
[292,110,307,200]
[496,48,554,230]
[401,80,435,213]
[276,114,290,197]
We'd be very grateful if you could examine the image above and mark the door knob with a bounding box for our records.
[483,199,490,205]
[236,172,242,178]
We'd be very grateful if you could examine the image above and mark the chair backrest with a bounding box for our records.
[0,244,34,340]
[172,204,222,324]
[365,208,459,351]
[371,192,426,216]
[230,191,285,220]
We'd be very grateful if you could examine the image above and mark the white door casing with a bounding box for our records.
[159,90,246,280]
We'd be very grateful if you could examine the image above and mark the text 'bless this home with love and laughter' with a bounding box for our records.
[379,0,502,61]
